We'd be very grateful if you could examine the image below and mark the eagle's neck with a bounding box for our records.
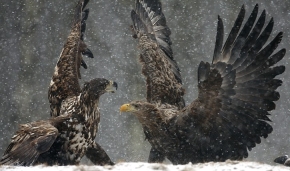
[135,109,163,134]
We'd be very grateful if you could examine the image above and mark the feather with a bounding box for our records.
[131,0,184,108]
[212,16,224,64]
[123,1,285,165]
[221,5,245,62]
[236,17,274,73]
[1,0,115,166]
[232,10,266,70]
[228,4,259,65]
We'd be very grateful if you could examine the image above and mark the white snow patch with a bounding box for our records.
[0,161,288,171]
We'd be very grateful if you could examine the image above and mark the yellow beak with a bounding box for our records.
[120,104,133,112]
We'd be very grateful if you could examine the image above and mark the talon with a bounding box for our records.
[81,60,87,69]
[82,48,94,58]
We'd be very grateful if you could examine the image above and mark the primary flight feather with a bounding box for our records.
[121,0,285,164]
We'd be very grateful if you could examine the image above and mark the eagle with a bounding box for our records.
[120,0,285,164]
[0,0,116,166]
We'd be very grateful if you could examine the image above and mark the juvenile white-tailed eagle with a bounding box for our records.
[120,0,285,164]
[0,0,116,166]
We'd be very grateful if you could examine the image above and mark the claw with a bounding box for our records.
[82,48,94,58]
[81,59,87,69]
[82,9,89,21]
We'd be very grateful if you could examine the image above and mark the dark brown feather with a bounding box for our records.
[0,115,69,166]
[1,0,115,166]
[127,1,285,164]
[48,0,91,118]
[85,142,114,166]
[131,0,185,109]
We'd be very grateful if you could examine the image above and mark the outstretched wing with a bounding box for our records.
[176,4,285,162]
[131,0,185,109]
[48,0,93,117]
[0,121,59,166]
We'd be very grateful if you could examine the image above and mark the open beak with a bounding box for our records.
[105,81,118,93]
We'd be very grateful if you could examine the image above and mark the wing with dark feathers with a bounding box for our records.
[0,115,70,166]
[176,4,285,162]
[0,121,59,166]
[85,142,114,166]
[274,155,290,166]
[131,0,185,108]
[48,0,93,117]
[274,155,288,165]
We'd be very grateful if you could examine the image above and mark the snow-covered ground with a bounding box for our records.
[0,161,288,171]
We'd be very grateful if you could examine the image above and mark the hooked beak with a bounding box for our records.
[105,81,118,93]
[120,104,136,113]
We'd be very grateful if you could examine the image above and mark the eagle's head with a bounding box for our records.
[120,101,179,127]
[120,101,155,113]
[119,101,159,121]
[82,78,117,99]
[120,101,169,131]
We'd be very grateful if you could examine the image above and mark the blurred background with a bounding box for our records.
[0,0,289,165]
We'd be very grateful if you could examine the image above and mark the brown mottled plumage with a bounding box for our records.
[121,0,285,164]
[48,0,92,118]
[0,115,70,166]
[1,0,116,166]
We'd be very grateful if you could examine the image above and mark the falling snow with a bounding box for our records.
[1,161,290,171]
[0,0,290,168]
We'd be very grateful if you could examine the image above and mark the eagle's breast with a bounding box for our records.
[56,96,101,163]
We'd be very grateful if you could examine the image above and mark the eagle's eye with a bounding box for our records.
[132,104,140,108]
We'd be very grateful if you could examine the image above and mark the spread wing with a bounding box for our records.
[131,0,185,109]
[48,0,93,117]
[176,4,285,161]
[0,121,59,166]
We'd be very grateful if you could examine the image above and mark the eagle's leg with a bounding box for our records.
[148,147,165,163]
[85,142,114,166]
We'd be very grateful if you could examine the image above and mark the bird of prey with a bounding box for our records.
[120,0,285,164]
[0,0,116,166]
